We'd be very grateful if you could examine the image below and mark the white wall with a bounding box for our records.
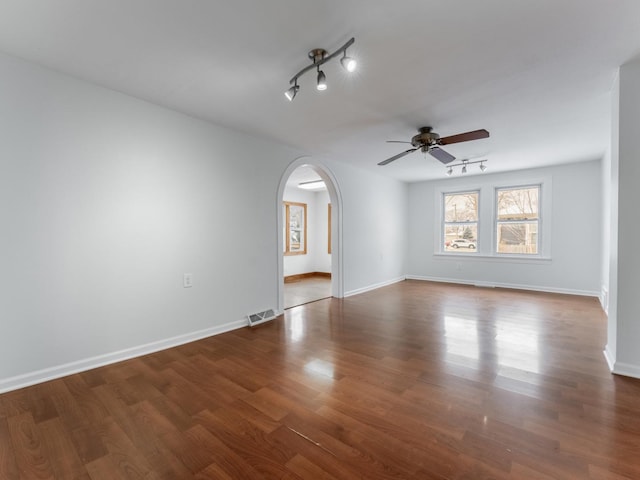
[609,56,640,377]
[0,52,408,391]
[325,160,408,296]
[0,52,298,389]
[310,189,332,273]
[604,72,619,367]
[282,186,330,276]
[407,161,602,295]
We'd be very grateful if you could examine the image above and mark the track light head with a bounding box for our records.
[479,162,487,172]
[284,83,299,101]
[461,164,467,174]
[317,69,327,91]
[341,52,357,72]
[446,166,453,176]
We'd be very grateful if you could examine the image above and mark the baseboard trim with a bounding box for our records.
[405,275,600,298]
[603,346,616,372]
[599,285,609,315]
[284,272,331,283]
[344,276,406,297]
[0,317,249,394]
[611,360,640,380]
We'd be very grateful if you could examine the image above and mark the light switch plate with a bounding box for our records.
[183,273,193,288]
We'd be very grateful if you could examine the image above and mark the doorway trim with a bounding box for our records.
[276,157,344,313]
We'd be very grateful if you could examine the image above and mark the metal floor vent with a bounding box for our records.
[247,309,276,327]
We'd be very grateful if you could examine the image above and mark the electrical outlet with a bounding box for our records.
[183,273,193,288]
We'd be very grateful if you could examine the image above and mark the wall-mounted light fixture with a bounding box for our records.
[285,37,356,101]
[445,159,488,176]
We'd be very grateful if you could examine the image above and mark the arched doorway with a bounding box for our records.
[276,157,343,313]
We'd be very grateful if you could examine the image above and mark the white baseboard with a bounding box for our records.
[603,346,616,372]
[600,285,609,315]
[344,276,406,298]
[611,361,640,380]
[405,275,600,298]
[0,318,248,394]
[603,346,640,379]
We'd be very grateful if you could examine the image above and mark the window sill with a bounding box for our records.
[433,252,552,264]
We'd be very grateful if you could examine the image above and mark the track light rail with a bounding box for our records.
[288,37,355,85]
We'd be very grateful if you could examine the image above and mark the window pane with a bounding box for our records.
[444,192,478,222]
[497,187,539,220]
[444,225,477,252]
[497,222,538,254]
[284,201,307,255]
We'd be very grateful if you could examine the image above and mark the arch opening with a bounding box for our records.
[276,157,343,313]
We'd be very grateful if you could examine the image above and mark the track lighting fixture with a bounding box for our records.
[444,159,489,176]
[285,37,356,101]
[340,51,357,72]
[317,68,327,91]
[284,81,299,101]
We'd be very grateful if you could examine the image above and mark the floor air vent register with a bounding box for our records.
[247,309,277,327]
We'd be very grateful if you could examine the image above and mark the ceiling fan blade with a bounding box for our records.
[429,146,456,164]
[439,129,490,145]
[378,148,418,166]
[386,140,412,144]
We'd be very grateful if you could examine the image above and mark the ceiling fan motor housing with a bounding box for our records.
[411,127,440,149]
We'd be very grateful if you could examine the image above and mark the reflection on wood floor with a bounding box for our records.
[284,275,331,309]
[1,280,638,479]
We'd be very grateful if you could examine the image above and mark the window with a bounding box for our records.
[496,185,539,255]
[443,191,478,252]
[284,201,307,255]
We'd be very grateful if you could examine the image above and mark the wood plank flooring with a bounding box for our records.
[284,276,331,309]
[2,280,639,479]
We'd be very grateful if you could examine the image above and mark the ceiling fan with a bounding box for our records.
[378,126,490,166]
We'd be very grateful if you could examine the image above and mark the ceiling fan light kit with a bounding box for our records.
[285,37,356,100]
[378,126,490,174]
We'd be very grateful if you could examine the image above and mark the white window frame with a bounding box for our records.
[494,184,541,256]
[434,176,552,262]
[441,189,480,254]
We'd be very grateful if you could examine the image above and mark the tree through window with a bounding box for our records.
[496,186,539,254]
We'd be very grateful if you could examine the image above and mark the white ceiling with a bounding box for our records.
[1,1,639,182]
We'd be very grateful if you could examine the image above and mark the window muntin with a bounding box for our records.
[496,186,539,255]
[443,191,478,252]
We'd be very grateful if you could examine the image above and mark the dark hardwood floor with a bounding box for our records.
[1,280,639,479]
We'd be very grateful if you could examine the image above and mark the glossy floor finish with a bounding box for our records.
[284,276,331,309]
[2,280,639,479]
